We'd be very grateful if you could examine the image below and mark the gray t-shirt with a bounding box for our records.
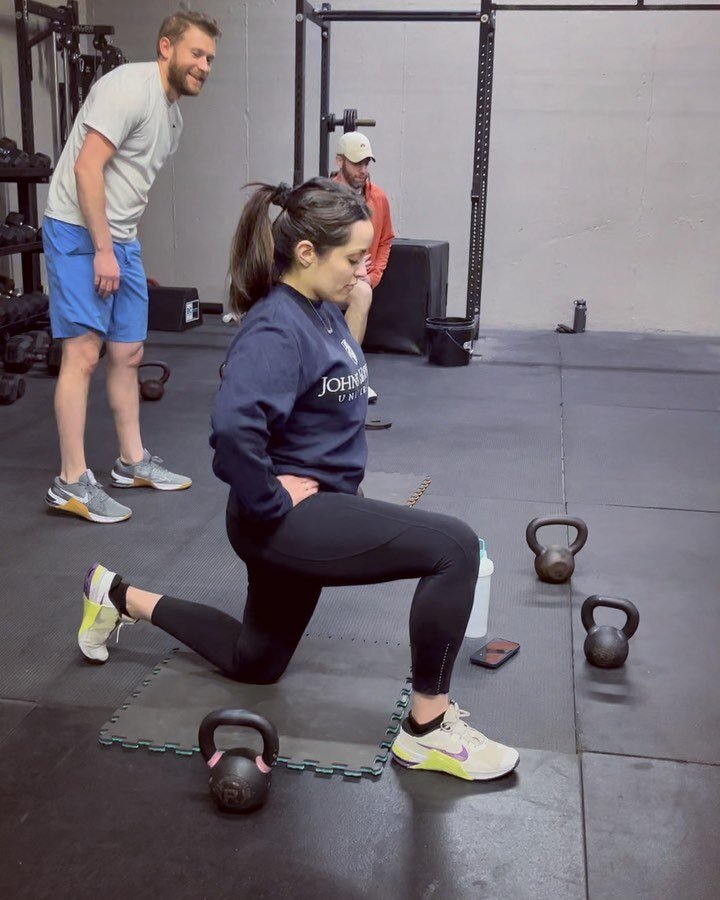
[45,61,183,241]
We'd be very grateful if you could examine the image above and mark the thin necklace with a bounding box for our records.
[306,298,333,334]
[279,278,334,334]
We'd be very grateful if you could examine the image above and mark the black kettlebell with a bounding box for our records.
[525,516,588,584]
[581,595,639,669]
[138,361,170,401]
[198,709,279,814]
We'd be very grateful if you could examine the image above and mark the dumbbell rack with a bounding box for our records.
[0,167,52,294]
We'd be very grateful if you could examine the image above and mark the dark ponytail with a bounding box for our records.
[228,183,275,315]
[228,176,370,315]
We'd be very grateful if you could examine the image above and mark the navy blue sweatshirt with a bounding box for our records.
[210,284,369,522]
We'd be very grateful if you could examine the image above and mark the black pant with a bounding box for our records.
[151,492,479,695]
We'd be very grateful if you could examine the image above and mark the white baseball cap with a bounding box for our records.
[337,132,375,163]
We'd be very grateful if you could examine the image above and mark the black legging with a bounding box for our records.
[151,492,479,695]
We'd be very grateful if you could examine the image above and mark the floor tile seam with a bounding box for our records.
[560,364,720,377]
[566,501,720,515]
[0,694,39,705]
[454,360,563,371]
[405,494,567,506]
[562,403,720,413]
[482,359,720,377]
[0,697,114,713]
[578,748,591,900]
[578,748,720,768]
[414,494,568,504]
[561,388,585,777]
[560,360,591,900]
[561,401,720,415]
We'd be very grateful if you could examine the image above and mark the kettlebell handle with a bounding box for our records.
[581,595,640,640]
[525,516,588,556]
[138,361,170,385]
[198,709,279,769]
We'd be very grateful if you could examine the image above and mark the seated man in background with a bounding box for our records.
[332,132,394,402]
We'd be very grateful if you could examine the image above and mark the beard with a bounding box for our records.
[340,161,366,192]
[167,59,204,97]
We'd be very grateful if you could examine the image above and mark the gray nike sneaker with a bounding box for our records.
[110,449,192,491]
[45,469,132,524]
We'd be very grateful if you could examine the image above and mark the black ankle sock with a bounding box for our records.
[108,576,129,616]
[404,709,447,736]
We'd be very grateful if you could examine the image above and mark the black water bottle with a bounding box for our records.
[573,299,587,333]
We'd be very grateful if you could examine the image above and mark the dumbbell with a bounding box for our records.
[0,138,29,168]
[46,338,105,376]
[0,224,15,248]
[0,274,19,298]
[4,297,32,325]
[0,137,19,167]
[28,152,52,169]
[4,213,37,244]
[47,339,63,376]
[2,219,26,246]
[0,301,14,328]
[3,335,33,372]
[3,331,52,373]
[27,292,50,320]
[5,294,47,327]
[0,297,24,329]
[0,374,26,405]
[22,296,41,320]
[29,330,51,363]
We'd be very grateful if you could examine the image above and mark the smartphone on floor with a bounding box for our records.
[470,638,520,669]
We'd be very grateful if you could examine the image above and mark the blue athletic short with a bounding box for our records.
[42,216,148,342]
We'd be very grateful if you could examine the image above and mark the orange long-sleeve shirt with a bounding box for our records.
[332,176,395,289]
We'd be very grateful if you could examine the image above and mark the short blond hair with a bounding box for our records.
[156,10,221,56]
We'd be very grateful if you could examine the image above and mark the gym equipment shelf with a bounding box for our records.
[0,241,44,259]
[0,168,53,183]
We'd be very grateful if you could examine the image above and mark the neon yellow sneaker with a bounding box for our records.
[391,702,519,781]
[79,563,135,663]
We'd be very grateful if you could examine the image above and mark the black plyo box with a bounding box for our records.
[147,286,202,332]
[363,238,449,355]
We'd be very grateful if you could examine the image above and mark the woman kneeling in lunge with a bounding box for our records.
[78,177,519,782]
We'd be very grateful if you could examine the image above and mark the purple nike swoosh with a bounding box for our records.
[418,742,469,762]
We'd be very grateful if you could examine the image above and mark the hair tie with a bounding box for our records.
[271,183,292,209]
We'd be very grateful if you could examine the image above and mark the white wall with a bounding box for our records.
[84,0,720,334]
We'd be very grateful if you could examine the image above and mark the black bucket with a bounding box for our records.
[425,316,474,367]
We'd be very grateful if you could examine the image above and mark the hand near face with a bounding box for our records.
[358,253,372,285]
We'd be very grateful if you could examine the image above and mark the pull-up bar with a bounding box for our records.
[311,3,720,20]
[295,0,720,326]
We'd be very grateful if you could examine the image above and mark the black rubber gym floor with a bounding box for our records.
[1,320,719,899]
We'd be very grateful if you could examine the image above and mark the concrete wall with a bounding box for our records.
[82,1,720,334]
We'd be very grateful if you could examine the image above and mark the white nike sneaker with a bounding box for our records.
[391,702,519,781]
[78,563,135,663]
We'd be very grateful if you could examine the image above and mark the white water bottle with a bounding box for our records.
[466,538,494,639]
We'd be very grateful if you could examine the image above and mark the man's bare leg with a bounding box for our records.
[105,340,144,464]
[55,331,103,482]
